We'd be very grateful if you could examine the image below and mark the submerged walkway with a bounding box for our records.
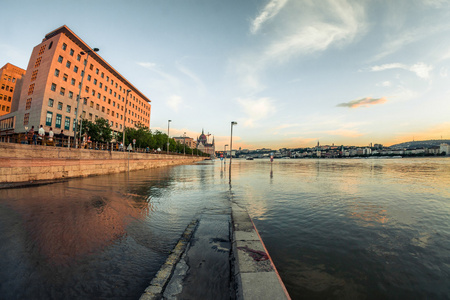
[139,204,290,299]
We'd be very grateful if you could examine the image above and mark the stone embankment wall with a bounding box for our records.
[0,143,205,183]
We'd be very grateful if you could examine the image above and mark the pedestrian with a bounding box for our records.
[28,126,35,144]
[48,127,54,146]
[38,125,45,145]
[58,130,65,147]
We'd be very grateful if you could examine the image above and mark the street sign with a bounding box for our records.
[127,144,133,151]
[133,139,136,144]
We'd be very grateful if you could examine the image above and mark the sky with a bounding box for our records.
[2,0,450,150]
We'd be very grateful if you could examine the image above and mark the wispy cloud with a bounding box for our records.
[325,128,364,138]
[167,95,183,112]
[250,0,288,34]
[337,97,387,108]
[237,97,276,127]
[264,1,366,63]
[370,62,433,80]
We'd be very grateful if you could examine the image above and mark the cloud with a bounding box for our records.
[166,95,183,112]
[325,129,364,138]
[337,97,387,108]
[250,0,288,34]
[237,97,276,127]
[264,1,366,63]
[376,81,392,87]
[370,62,433,79]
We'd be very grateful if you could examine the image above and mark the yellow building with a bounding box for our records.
[0,25,151,139]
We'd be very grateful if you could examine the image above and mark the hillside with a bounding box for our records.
[389,140,450,149]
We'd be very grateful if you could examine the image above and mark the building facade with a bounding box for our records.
[0,25,151,139]
[173,136,196,149]
[0,63,26,117]
[196,129,215,157]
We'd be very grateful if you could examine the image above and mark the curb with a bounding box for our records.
[139,218,199,300]
[231,203,291,300]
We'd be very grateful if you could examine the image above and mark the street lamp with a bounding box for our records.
[78,97,89,144]
[229,121,237,166]
[183,132,186,155]
[73,47,99,148]
[224,144,228,164]
[167,120,171,154]
[122,89,131,149]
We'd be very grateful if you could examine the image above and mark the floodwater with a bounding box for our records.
[1,157,449,299]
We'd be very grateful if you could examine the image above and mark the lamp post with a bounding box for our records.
[167,120,171,154]
[78,97,89,144]
[73,47,99,148]
[183,132,186,155]
[122,89,131,148]
[224,144,228,164]
[229,121,237,166]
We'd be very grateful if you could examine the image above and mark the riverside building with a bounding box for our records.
[0,25,151,141]
[0,63,26,117]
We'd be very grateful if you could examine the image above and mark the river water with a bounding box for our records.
[1,157,449,299]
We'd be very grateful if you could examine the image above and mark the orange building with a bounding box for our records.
[0,25,151,139]
[0,63,25,116]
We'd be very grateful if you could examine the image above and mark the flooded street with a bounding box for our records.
[1,157,450,299]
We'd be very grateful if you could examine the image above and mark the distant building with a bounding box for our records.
[440,143,450,155]
[0,25,151,140]
[0,63,26,116]
[197,129,215,156]
[173,136,196,148]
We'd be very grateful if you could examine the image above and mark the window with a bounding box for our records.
[28,83,35,95]
[107,109,110,115]
[77,54,81,61]
[102,106,105,112]
[54,69,60,77]
[74,66,78,73]
[69,91,73,99]
[87,75,91,81]
[31,70,38,81]
[64,117,70,130]
[106,76,109,82]
[34,57,42,68]
[94,79,97,85]
[66,61,71,68]
[96,68,99,74]
[108,99,111,104]
[66,105,71,113]
[89,64,93,70]
[23,113,30,125]
[101,72,104,78]
[89,113,93,120]
[62,43,67,50]
[26,98,32,110]
[83,98,87,105]
[38,45,46,55]
[71,78,75,86]
[92,90,95,96]
[57,102,63,110]
[111,121,114,127]
[90,101,94,108]
[114,92,116,97]
[46,111,53,126]
[48,98,54,107]
[109,89,112,94]
[97,93,101,99]
[51,83,56,92]
[83,59,87,66]
[73,119,76,131]
[81,71,84,77]
[58,55,63,63]
[99,82,103,88]
[60,88,65,96]
[113,101,115,107]
[104,86,107,92]
[85,86,89,93]
[55,114,62,128]
[103,96,106,102]
[70,49,74,56]
[63,74,68,82]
